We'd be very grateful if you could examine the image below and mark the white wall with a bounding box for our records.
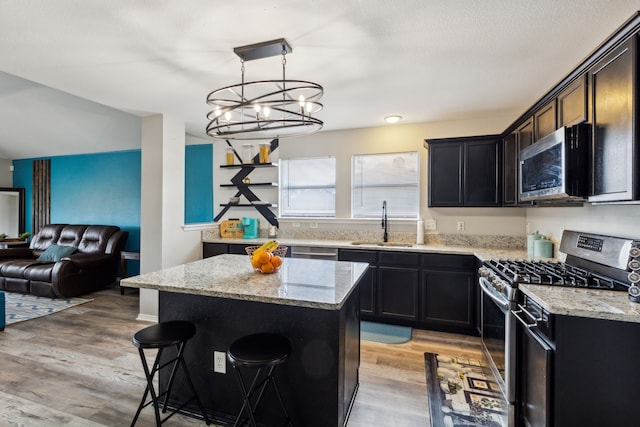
[526,204,640,244]
[0,159,12,186]
[213,113,527,237]
[138,115,202,321]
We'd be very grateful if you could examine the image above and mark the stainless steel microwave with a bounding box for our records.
[519,124,590,202]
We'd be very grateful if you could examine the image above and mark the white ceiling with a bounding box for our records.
[0,0,637,159]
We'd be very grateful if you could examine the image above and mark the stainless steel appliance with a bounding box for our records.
[519,124,589,202]
[290,246,338,260]
[478,230,640,425]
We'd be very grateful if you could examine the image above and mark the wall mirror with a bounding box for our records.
[0,188,25,238]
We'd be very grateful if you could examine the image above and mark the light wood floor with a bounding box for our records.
[0,286,484,426]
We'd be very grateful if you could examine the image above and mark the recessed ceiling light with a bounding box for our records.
[384,115,403,124]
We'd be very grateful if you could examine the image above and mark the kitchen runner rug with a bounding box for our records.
[425,352,508,427]
[4,292,93,325]
[360,321,412,344]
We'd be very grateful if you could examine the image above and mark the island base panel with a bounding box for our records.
[158,290,360,427]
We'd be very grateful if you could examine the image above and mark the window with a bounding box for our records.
[279,157,336,217]
[352,152,419,218]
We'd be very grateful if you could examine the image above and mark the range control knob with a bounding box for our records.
[629,259,640,271]
[629,284,640,303]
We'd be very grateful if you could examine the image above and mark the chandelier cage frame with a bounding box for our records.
[206,38,324,140]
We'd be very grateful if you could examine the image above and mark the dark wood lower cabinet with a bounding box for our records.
[422,270,475,332]
[339,248,478,334]
[378,265,419,321]
[516,310,640,426]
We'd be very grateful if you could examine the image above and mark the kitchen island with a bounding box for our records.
[122,254,368,427]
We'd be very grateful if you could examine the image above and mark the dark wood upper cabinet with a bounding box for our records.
[534,101,557,141]
[557,74,588,127]
[426,135,502,207]
[588,36,638,202]
[516,117,534,151]
[503,132,518,206]
[464,139,502,206]
[426,142,464,206]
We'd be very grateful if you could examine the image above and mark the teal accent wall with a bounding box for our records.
[12,146,214,277]
[185,144,214,223]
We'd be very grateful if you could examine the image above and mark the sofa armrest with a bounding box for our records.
[0,247,36,259]
[64,253,112,269]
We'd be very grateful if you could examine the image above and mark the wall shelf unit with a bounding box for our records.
[214,139,280,227]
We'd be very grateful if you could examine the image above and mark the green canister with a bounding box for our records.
[534,238,554,258]
[527,231,542,256]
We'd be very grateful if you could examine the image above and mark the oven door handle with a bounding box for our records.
[512,307,537,327]
[478,277,510,310]
[512,309,553,351]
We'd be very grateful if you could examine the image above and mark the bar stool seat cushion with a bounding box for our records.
[228,333,291,368]
[133,320,196,349]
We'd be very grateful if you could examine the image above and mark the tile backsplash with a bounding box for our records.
[202,223,524,249]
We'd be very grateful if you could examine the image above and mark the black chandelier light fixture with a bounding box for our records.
[206,38,324,140]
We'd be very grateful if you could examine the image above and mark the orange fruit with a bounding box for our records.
[257,251,272,265]
[260,262,275,273]
[251,255,262,268]
[271,255,282,268]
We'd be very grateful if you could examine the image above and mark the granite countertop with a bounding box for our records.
[203,237,640,323]
[203,237,532,262]
[519,284,640,323]
[121,254,368,310]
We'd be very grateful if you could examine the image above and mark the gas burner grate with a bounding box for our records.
[485,259,628,291]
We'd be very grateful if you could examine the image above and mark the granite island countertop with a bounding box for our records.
[121,254,369,310]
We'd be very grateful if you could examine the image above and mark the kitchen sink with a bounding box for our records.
[350,241,413,247]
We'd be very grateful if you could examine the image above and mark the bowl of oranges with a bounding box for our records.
[246,241,286,274]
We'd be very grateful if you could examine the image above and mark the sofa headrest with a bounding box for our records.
[77,225,120,254]
[30,224,67,251]
[30,224,123,255]
[57,225,88,248]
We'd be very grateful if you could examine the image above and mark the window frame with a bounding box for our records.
[351,151,420,219]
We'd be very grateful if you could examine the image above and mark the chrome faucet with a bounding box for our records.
[381,200,388,242]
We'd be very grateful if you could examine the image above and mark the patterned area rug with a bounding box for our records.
[4,292,93,325]
[360,321,412,344]
[425,352,508,427]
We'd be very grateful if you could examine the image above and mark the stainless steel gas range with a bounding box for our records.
[478,230,640,425]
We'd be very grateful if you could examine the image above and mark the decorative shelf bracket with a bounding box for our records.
[215,138,280,227]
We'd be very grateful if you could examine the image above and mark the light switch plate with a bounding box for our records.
[424,219,436,230]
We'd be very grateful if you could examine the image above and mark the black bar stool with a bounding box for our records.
[131,320,210,426]
[227,333,293,427]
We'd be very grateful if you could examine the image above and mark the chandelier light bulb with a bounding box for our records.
[253,104,261,113]
[298,94,306,108]
[263,106,271,118]
[306,102,313,114]
[225,111,231,122]
[214,107,222,117]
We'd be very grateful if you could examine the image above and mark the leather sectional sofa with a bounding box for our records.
[0,224,128,298]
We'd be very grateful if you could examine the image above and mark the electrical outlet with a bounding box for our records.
[309,223,318,229]
[213,351,226,374]
[292,222,300,228]
[457,221,465,231]
[424,219,436,230]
